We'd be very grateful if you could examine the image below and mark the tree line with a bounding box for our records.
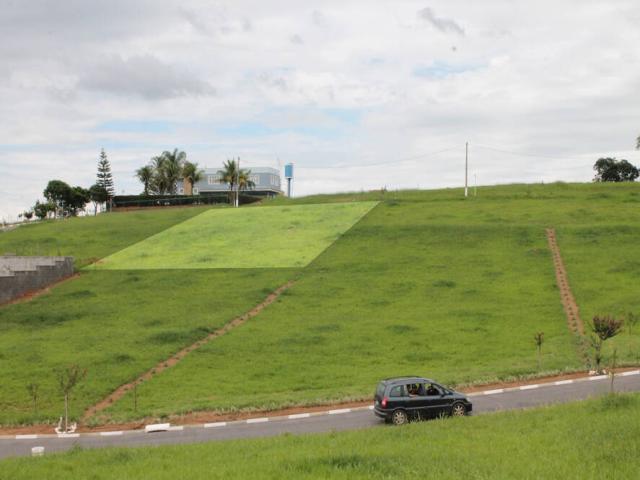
[592,135,640,183]
[135,150,255,205]
[24,149,115,220]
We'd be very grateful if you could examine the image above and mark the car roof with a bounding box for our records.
[381,376,434,385]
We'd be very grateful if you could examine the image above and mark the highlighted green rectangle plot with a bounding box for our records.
[94,202,377,269]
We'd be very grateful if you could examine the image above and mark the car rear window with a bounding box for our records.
[376,383,386,398]
[389,385,403,397]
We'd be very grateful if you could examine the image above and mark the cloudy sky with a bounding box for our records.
[1,0,639,221]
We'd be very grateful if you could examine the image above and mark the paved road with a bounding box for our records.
[1,372,639,460]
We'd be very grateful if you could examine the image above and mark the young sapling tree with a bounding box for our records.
[534,332,544,372]
[590,316,623,374]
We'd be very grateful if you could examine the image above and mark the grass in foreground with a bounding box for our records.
[95,202,377,269]
[3,394,639,479]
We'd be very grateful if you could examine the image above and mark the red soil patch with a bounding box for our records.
[81,281,295,421]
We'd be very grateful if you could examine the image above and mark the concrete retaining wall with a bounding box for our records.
[0,256,74,304]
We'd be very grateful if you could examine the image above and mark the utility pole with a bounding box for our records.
[236,157,240,207]
[464,142,469,198]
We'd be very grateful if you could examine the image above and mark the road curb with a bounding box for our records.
[4,370,638,441]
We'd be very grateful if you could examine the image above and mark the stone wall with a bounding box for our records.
[0,256,74,304]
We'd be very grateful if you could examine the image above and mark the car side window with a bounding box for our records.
[389,385,403,397]
[406,383,425,397]
[425,383,441,396]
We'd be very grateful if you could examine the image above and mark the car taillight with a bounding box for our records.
[381,397,387,408]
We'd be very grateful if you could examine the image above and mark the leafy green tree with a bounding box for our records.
[181,161,204,195]
[590,315,624,373]
[89,184,108,215]
[593,157,639,182]
[43,180,72,217]
[33,200,54,220]
[96,149,115,197]
[135,165,154,195]
[67,186,90,216]
[42,181,89,217]
[22,210,34,221]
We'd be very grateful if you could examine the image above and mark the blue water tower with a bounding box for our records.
[284,163,294,197]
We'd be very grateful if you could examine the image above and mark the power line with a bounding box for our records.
[302,146,459,169]
[473,143,588,162]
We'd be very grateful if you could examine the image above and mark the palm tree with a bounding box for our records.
[181,161,204,196]
[135,166,154,195]
[218,158,255,206]
[218,158,239,205]
[149,156,168,194]
[159,149,186,195]
[238,170,256,193]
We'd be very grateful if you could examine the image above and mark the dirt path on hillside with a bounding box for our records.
[82,280,294,421]
[546,228,585,336]
[546,228,591,364]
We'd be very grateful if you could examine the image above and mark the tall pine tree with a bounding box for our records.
[96,148,115,197]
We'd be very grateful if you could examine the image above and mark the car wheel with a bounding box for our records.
[391,409,408,425]
[451,402,466,417]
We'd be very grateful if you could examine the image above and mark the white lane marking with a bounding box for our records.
[100,431,123,436]
[16,434,38,440]
[145,423,170,433]
[328,408,351,415]
[519,384,539,390]
[589,375,608,381]
[168,426,184,431]
[288,413,311,419]
[620,370,640,377]
[246,418,269,424]
[204,422,227,428]
[483,389,504,395]
[57,433,80,438]
[554,380,574,385]
[31,446,45,457]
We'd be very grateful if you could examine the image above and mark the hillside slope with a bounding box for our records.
[1,182,639,426]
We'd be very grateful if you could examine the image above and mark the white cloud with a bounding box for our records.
[1,0,640,221]
[417,7,465,35]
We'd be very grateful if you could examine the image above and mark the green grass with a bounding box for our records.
[0,269,294,425]
[558,225,640,364]
[95,202,377,269]
[102,204,580,420]
[3,394,639,479]
[2,182,640,426]
[0,207,211,267]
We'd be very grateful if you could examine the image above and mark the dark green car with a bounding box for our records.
[373,376,472,425]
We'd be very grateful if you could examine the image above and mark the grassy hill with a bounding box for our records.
[0,206,211,267]
[2,394,639,479]
[0,182,639,425]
